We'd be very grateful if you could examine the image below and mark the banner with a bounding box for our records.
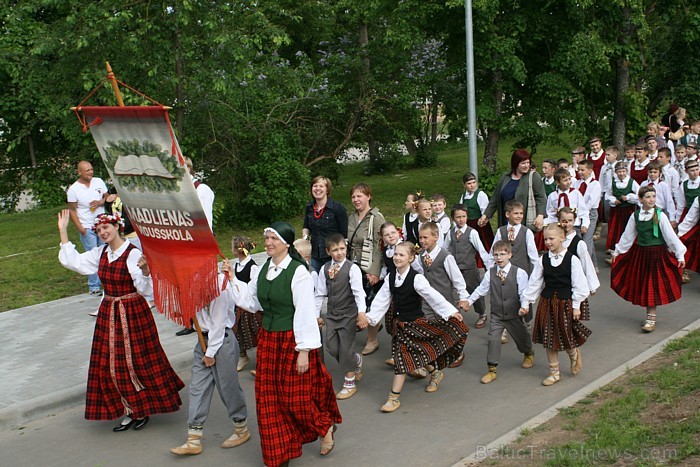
[81,106,221,325]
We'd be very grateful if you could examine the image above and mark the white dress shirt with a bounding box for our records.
[599,162,616,194]
[606,176,639,206]
[639,179,676,221]
[59,241,152,296]
[522,250,589,310]
[564,232,600,293]
[197,274,236,358]
[459,190,489,214]
[364,269,458,326]
[467,263,530,309]
[230,254,320,351]
[675,177,700,221]
[401,212,418,237]
[314,258,367,315]
[661,164,680,194]
[379,242,423,279]
[576,176,602,210]
[677,197,700,237]
[442,226,490,266]
[614,209,687,262]
[488,223,539,272]
[194,179,215,231]
[545,188,590,228]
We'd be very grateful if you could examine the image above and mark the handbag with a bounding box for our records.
[359,214,375,271]
[669,126,685,141]
[525,172,538,230]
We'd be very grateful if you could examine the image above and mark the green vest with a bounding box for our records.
[613,178,634,207]
[257,258,304,331]
[464,189,483,219]
[544,179,556,197]
[684,180,700,208]
[635,209,665,247]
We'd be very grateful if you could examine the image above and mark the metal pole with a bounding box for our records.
[465,0,478,178]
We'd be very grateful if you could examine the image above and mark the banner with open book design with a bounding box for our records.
[81,106,222,325]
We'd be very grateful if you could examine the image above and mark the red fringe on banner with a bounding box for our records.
[151,256,220,326]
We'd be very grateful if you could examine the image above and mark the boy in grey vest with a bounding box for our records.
[315,233,366,400]
[468,240,534,384]
[418,222,470,366]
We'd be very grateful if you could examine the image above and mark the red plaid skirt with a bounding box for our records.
[255,329,341,467]
[611,244,682,307]
[467,219,495,268]
[233,307,262,352]
[606,205,635,250]
[681,225,700,273]
[532,296,591,351]
[391,317,468,375]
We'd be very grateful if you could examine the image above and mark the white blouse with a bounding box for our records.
[522,249,589,310]
[564,232,600,293]
[613,210,687,262]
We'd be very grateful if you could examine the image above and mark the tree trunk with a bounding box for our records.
[404,138,418,156]
[482,70,502,173]
[359,22,380,166]
[612,56,629,150]
[28,135,37,167]
[173,29,185,139]
[430,91,439,144]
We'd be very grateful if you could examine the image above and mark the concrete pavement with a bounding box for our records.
[1,249,700,466]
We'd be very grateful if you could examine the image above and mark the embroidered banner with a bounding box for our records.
[81,106,221,325]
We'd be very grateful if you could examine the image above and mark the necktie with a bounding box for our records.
[507,226,515,242]
[455,229,463,240]
[558,192,570,207]
[424,254,433,268]
[579,181,587,195]
[328,263,340,279]
[497,268,506,283]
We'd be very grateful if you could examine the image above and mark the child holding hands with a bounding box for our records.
[357,242,468,413]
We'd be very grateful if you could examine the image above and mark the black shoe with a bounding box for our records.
[175,328,195,336]
[133,417,149,430]
[113,418,137,432]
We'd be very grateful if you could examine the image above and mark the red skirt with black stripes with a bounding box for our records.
[680,225,700,273]
[606,204,636,251]
[611,244,682,307]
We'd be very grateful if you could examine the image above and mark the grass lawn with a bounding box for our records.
[0,140,573,312]
[481,329,700,465]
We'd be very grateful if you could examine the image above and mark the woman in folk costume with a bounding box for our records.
[611,186,686,333]
[677,197,700,280]
[57,210,183,431]
[226,221,341,466]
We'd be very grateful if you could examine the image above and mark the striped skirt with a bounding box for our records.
[391,317,468,375]
[384,302,396,335]
[534,230,546,252]
[611,244,682,307]
[532,296,591,351]
[233,307,262,352]
[681,225,700,273]
[606,204,635,250]
[255,329,341,467]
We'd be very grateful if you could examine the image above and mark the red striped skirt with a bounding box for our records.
[467,219,495,269]
[255,329,341,467]
[681,225,700,273]
[534,230,546,252]
[679,207,690,224]
[532,296,591,351]
[606,204,636,250]
[233,307,262,352]
[611,244,682,307]
[391,317,468,375]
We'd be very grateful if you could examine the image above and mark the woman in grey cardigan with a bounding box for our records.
[347,182,385,355]
[478,149,546,230]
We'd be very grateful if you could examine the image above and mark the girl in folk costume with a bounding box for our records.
[677,197,700,283]
[402,191,422,244]
[611,186,686,333]
[57,210,183,431]
[459,172,495,255]
[630,144,651,185]
[558,208,600,323]
[231,236,261,373]
[521,223,591,386]
[357,242,468,413]
[674,159,700,224]
[605,161,640,254]
[226,222,341,465]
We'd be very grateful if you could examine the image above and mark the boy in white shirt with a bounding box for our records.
[576,160,601,269]
[640,161,676,222]
[545,168,589,234]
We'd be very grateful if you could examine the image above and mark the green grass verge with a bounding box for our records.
[1,140,574,312]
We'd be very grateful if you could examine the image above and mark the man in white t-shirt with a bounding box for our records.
[67,161,108,295]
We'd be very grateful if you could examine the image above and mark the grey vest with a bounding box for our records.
[498,225,532,275]
[422,249,456,310]
[448,227,477,270]
[489,265,521,320]
[324,261,358,317]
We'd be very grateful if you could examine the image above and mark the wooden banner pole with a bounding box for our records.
[105,61,125,107]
